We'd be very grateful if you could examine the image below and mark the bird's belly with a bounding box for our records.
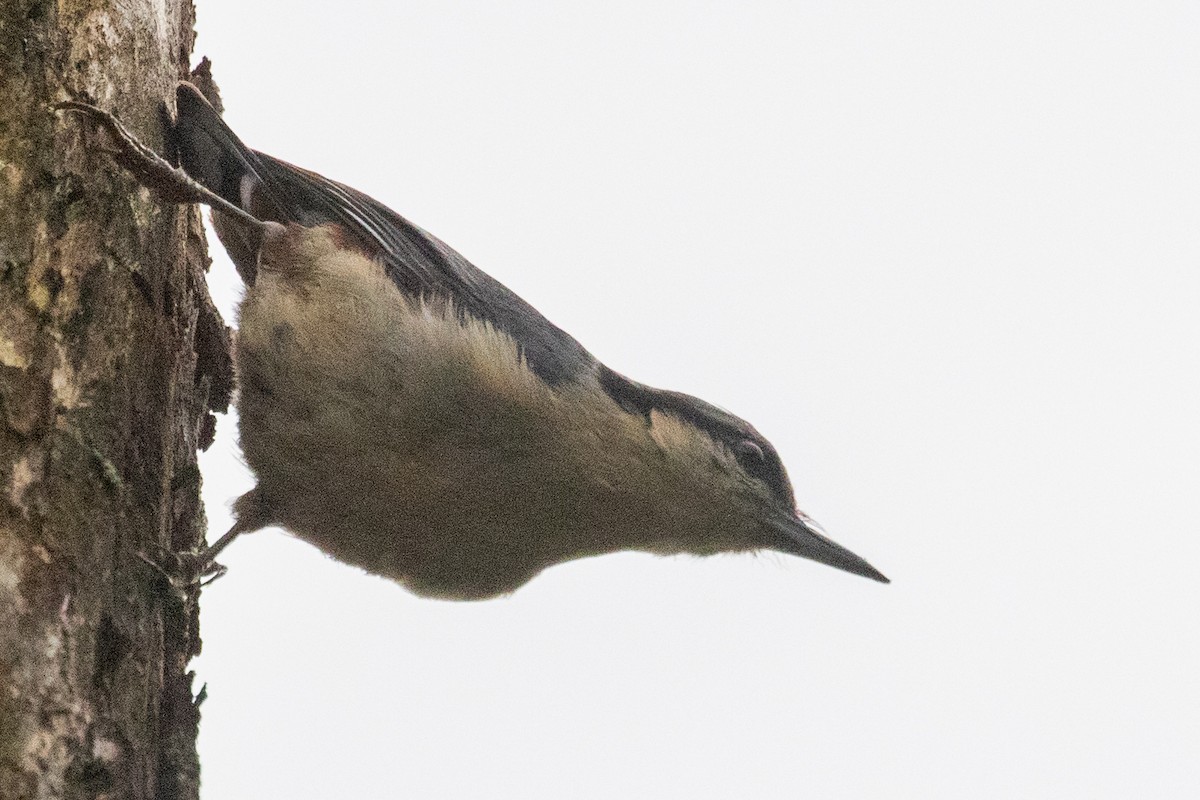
[231,249,650,598]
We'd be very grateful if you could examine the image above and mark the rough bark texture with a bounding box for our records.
[0,2,232,798]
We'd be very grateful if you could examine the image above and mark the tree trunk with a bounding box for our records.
[0,2,231,798]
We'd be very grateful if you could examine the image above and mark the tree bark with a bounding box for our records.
[0,2,231,798]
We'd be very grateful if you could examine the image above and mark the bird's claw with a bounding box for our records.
[136,545,227,597]
[55,98,262,227]
[55,100,203,203]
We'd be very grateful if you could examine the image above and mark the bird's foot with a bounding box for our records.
[55,99,261,226]
[137,544,228,599]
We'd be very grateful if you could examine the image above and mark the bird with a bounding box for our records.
[60,82,888,600]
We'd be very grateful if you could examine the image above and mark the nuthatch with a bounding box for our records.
[61,83,888,599]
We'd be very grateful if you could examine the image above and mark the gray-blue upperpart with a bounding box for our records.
[173,82,593,387]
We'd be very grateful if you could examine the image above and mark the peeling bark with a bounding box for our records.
[0,2,230,799]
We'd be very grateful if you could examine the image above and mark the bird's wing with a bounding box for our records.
[172,82,594,386]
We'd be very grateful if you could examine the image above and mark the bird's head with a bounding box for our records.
[598,367,889,583]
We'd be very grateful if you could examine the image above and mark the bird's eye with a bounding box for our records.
[733,440,766,471]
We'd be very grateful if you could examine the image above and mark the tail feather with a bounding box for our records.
[171,82,263,212]
[171,82,286,282]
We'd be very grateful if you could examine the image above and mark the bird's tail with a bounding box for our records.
[170,82,266,214]
[170,82,286,282]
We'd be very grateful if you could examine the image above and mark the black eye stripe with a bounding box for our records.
[731,438,793,504]
[597,365,796,508]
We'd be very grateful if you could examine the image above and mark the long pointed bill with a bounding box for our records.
[769,512,889,583]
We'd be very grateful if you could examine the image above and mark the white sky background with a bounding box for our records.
[189,2,1199,798]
